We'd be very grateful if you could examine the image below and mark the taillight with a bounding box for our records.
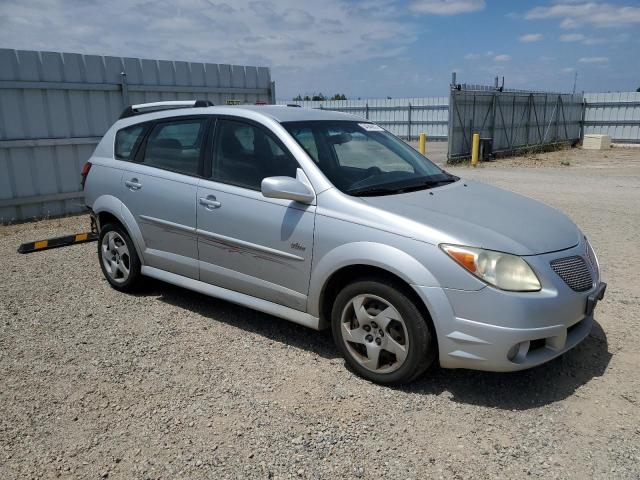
[81,162,92,190]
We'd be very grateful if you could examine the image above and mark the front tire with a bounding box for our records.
[98,223,141,292]
[331,278,435,385]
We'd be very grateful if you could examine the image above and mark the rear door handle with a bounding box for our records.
[125,178,142,190]
[199,195,221,209]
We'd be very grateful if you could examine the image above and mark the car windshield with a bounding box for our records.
[283,120,457,196]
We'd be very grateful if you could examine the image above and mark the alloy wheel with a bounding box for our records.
[339,294,409,374]
[101,231,131,284]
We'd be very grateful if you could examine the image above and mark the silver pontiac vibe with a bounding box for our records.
[83,101,606,385]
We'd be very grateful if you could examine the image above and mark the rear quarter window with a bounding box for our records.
[114,124,146,160]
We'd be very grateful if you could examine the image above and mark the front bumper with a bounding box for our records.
[439,308,595,371]
[413,239,604,372]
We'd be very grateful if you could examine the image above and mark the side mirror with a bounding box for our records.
[261,176,315,204]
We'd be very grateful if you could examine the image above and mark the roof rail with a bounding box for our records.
[119,100,214,119]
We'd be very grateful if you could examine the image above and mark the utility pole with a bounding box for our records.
[572,71,578,95]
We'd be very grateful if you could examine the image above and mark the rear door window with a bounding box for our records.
[143,119,207,176]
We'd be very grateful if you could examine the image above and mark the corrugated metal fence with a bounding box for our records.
[0,48,274,223]
[584,92,640,144]
[448,83,584,160]
[281,93,640,149]
[277,98,449,140]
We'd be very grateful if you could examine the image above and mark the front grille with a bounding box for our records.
[550,256,593,292]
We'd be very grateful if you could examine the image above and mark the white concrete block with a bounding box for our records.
[583,134,612,150]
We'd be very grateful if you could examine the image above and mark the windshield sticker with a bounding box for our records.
[358,123,385,132]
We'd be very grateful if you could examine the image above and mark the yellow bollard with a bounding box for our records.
[418,132,427,155]
[471,133,480,167]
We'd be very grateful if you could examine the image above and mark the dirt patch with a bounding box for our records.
[471,145,640,169]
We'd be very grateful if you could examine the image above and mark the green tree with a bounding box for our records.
[331,93,347,100]
[637,86,640,92]
[311,93,326,101]
[292,94,303,101]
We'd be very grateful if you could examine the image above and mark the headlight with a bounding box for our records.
[440,244,541,292]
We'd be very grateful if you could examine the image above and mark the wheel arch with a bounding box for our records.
[92,194,145,261]
[309,242,440,326]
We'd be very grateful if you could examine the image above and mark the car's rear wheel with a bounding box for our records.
[98,223,141,291]
[331,278,435,385]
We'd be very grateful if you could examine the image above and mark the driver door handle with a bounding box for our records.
[199,195,221,209]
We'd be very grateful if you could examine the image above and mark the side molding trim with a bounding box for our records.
[196,228,304,261]
[141,266,326,330]
[139,215,197,234]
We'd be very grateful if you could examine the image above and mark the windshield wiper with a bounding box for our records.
[396,176,458,193]
[347,185,403,196]
[347,175,459,197]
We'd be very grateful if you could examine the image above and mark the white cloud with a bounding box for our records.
[525,2,640,28]
[410,0,485,15]
[465,51,511,61]
[560,33,606,45]
[0,0,414,69]
[519,33,543,43]
[561,67,576,74]
[560,33,585,42]
[582,37,607,45]
[578,57,609,64]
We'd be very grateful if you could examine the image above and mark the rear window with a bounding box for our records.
[114,124,146,160]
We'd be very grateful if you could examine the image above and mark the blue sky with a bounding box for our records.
[1,0,639,99]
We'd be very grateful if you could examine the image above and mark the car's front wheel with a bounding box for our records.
[98,223,141,291]
[331,278,436,385]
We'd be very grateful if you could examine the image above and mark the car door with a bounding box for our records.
[196,117,315,311]
[119,116,210,280]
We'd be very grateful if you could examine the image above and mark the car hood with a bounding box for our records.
[359,179,580,256]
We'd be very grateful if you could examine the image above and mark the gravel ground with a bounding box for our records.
[1,146,639,479]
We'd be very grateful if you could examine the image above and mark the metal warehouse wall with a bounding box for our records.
[277,98,449,140]
[0,49,274,223]
[584,92,640,144]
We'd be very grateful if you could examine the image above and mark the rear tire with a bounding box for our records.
[98,223,142,292]
[331,278,435,385]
